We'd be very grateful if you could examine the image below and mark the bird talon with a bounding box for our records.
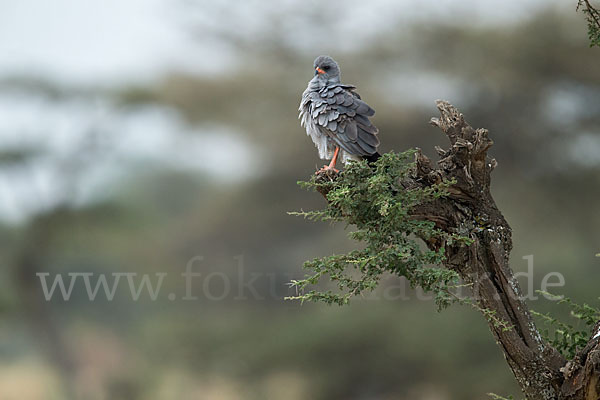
[315,165,339,175]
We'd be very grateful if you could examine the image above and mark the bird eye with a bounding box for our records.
[323,66,330,70]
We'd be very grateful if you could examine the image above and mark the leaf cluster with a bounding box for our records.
[288,151,469,308]
[578,0,600,47]
[532,291,600,359]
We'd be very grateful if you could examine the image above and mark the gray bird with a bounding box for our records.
[299,55,380,173]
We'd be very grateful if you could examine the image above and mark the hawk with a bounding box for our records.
[299,55,380,173]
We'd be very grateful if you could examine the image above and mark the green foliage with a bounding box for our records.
[578,0,600,47]
[288,151,470,309]
[459,295,513,332]
[532,291,600,359]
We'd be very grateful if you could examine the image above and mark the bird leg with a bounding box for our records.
[329,147,340,169]
[316,147,340,174]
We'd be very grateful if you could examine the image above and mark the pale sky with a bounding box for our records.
[0,0,570,85]
[0,0,580,223]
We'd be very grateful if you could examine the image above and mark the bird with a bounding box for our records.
[299,55,380,173]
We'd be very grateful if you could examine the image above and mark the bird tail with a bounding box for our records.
[365,152,381,163]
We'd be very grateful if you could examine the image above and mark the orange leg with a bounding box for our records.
[316,147,340,174]
[328,147,340,169]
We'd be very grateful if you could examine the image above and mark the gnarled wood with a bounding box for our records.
[314,100,600,400]
[409,100,564,400]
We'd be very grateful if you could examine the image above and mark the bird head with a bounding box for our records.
[313,55,340,82]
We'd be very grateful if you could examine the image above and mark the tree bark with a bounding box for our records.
[315,100,600,400]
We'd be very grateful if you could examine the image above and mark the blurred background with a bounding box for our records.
[0,0,598,399]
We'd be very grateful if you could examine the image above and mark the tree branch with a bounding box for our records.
[406,100,565,399]
[581,0,600,30]
[312,100,600,399]
[577,0,600,47]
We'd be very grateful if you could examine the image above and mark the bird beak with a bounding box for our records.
[315,67,325,75]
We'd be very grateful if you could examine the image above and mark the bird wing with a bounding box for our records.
[310,84,380,157]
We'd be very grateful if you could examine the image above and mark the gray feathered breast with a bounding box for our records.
[299,78,379,163]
